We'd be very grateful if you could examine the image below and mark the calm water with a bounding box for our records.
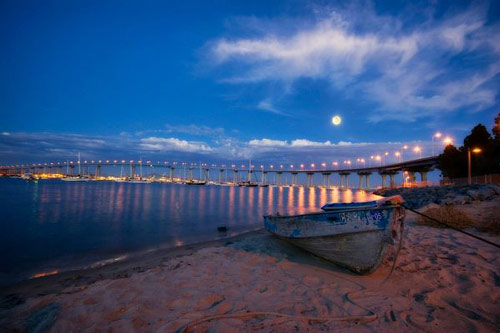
[0,178,378,286]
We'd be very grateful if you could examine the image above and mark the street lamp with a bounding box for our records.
[413,146,422,158]
[468,147,482,185]
[401,145,408,161]
[432,132,442,155]
[394,151,401,163]
[443,137,453,146]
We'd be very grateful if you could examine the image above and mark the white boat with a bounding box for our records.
[264,196,405,274]
[126,179,149,184]
[61,176,89,182]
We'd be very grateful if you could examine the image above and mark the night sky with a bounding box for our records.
[1,0,499,165]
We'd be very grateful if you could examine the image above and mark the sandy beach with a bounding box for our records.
[1,191,499,332]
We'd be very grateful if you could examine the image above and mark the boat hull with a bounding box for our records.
[264,206,404,274]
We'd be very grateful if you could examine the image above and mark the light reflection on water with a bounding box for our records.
[0,179,379,285]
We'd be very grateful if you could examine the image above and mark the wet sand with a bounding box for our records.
[1,198,499,332]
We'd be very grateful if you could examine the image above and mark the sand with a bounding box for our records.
[1,199,499,332]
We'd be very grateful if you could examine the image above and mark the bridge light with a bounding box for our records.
[434,132,442,138]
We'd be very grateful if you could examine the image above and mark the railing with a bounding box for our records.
[441,174,500,186]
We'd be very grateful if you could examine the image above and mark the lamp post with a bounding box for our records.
[432,132,442,156]
[468,147,482,185]
[394,151,401,163]
[413,146,422,159]
[401,145,408,161]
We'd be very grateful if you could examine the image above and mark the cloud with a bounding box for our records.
[248,138,287,146]
[139,137,213,152]
[163,124,225,136]
[208,3,500,121]
[0,131,436,166]
[256,98,292,116]
[136,124,225,137]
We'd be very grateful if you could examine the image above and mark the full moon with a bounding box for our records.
[332,115,342,126]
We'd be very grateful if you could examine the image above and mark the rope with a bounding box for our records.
[180,309,377,332]
[382,210,405,284]
[401,204,500,249]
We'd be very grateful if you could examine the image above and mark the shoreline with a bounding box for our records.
[0,228,267,302]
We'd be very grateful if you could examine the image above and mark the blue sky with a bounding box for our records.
[1,0,499,165]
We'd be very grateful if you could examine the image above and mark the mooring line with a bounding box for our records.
[402,204,500,249]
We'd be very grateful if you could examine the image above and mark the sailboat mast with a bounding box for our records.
[248,159,252,182]
[78,152,81,175]
[140,157,143,179]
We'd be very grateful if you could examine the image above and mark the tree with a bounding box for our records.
[493,111,500,140]
[438,144,465,178]
[463,124,493,149]
[438,120,499,178]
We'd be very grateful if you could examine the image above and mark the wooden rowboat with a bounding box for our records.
[263,196,405,274]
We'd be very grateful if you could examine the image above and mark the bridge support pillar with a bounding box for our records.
[277,172,282,186]
[322,173,331,188]
[381,174,387,188]
[365,174,370,189]
[219,169,224,183]
[291,172,297,186]
[339,172,350,188]
[169,167,175,181]
[188,168,193,180]
[131,165,136,178]
[262,171,267,185]
[96,165,101,177]
[233,170,238,183]
[248,170,253,182]
[306,173,314,187]
[358,174,364,189]
[389,174,396,188]
[408,171,416,185]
